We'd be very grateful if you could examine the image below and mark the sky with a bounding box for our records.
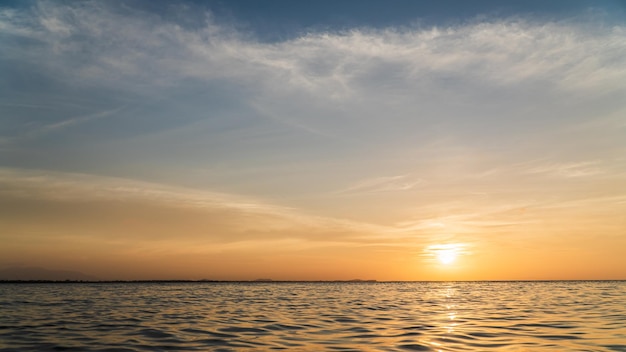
[1,0,625,281]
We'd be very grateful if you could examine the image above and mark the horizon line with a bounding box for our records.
[2,279,625,284]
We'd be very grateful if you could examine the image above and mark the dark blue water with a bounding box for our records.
[1,281,625,351]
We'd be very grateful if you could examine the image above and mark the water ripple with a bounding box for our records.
[1,281,625,351]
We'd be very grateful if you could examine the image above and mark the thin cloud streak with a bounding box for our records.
[525,161,604,178]
[335,175,424,195]
[4,106,128,144]
[0,167,394,244]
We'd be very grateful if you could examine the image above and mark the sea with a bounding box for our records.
[1,281,625,351]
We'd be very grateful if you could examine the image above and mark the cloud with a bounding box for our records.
[3,2,625,96]
[2,1,623,168]
[421,243,470,260]
[525,161,604,178]
[336,175,424,194]
[3,106,128,144]
[1,1,624,157]
[0,167,391,245]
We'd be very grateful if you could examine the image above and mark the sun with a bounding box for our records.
[437,249,457,265]
[424,243,466,266]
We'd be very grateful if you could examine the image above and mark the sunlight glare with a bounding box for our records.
[437,250,457,265]
[424,243,466,267]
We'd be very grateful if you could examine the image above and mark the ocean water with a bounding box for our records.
[1,281,625,351]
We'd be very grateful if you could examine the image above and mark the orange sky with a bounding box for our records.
[1,167,625,280]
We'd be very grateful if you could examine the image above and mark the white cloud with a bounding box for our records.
[2,1,623,158]
[4,2,625,96]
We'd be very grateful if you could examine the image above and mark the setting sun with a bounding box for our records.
[437,250,457,265]
[424,244,466,267]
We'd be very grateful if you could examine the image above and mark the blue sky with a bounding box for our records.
[1,0,625,280]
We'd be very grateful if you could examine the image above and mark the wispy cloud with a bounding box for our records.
[525,161,604,178]
[4,106,127,144]
[3,3,625,96]
[43,106,125,131]
[3,1,625,155]
[421,243,470,262]
[336,175,423,194]
[0,167,392,244]
[1,1,622,173]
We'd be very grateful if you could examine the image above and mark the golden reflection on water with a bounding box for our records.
[1,281,625,351]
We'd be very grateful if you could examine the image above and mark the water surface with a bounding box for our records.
[1,281,625,351]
